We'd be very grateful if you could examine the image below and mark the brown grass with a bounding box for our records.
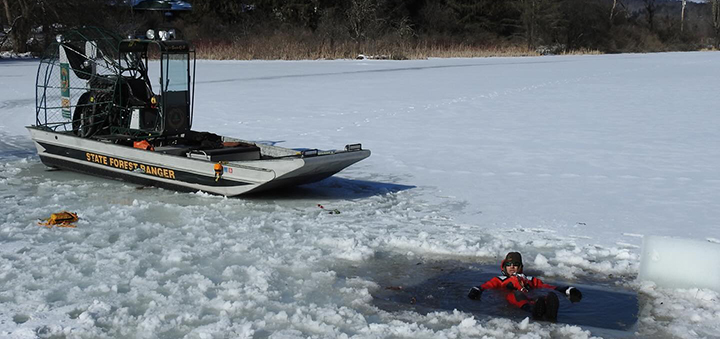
[193,33,602,60]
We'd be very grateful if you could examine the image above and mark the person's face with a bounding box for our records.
[504,261,521,275]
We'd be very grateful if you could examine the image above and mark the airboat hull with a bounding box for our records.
[27,127,370,196]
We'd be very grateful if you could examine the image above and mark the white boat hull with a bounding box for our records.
[27,127,370,196]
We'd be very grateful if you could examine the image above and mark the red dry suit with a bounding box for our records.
[478,274,557,308]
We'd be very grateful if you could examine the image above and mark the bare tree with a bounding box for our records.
[346,0,377,41]
[643,0,656,32]
[2,0,116,53]
[609,0,627,26]
[515,0,561,50]
[2,0,31,52]
[713,0,720,47]
[517,0,537,48]
[681,0,686,33]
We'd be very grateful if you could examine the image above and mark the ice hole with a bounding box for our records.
[333,252,638,333]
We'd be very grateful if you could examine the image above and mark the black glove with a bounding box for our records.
[556,286,582,302]
[468,286,483,300]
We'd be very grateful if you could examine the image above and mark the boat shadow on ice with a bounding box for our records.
[244,176,416,200]
[335,254,638,336]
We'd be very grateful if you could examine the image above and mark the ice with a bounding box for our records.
[3,53,720,338]
[638,235,720,291]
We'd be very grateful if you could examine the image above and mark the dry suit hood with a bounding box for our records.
[501,251,524,276]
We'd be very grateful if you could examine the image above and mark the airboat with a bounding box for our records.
[27,27,369,196]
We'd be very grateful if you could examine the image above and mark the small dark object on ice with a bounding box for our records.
[317,204,340,214]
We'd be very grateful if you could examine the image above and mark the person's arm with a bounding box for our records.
[555,286,583,302]
[528,276,582,302]
[468,277,502,300]
[526,276,556,290]
[467,286,483,300]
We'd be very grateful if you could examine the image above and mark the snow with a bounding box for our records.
[0,52,34,59]
[639,236,720,290]
[2,52,720,338]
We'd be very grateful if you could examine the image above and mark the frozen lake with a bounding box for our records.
[1,52,720,338]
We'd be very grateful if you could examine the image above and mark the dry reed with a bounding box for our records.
[193,33,602,60]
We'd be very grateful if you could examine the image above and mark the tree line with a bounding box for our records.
[3,0,720,57]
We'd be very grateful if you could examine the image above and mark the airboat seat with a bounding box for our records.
[125,78,151,106]
[88,75,116,89]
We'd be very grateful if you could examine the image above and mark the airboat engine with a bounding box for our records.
[35,27,195,141]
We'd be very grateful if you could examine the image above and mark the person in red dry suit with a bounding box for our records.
[467,252,582,322]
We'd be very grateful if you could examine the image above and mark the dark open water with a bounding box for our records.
[335,253,638,336]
